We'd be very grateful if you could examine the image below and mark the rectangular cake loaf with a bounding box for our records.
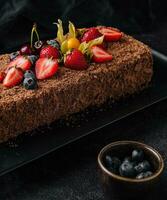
[0,34,153,143]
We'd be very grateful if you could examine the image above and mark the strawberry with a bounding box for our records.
[7,55,32,72]
[35,58,58,80]
[40,45,59,59]
[0,71,6,83]
[3,67,23,88]
[64,49,88,70]
[81,28,102,43]
[91,46,113,63]
[98,27,122,42]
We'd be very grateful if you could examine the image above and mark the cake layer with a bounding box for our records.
[0,34,153,143]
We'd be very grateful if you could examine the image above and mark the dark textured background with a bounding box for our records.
[0,0,167,199]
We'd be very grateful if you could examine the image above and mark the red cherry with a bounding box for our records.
[20,44,32,55]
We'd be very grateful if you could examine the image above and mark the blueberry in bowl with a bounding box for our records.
[98,141,164,200]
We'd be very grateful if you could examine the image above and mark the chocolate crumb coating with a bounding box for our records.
[0,34,153,143]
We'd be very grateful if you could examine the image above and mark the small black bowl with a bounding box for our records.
[98,141,164,200]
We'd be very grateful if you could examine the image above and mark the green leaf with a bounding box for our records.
[54,19,65,44]
[68,21,76,38]
[78,35,104,55]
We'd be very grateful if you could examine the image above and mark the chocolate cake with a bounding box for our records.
[0,34,153,143]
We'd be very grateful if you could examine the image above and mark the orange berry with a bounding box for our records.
[67,38,80,50]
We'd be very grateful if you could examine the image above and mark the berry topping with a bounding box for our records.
[0,71,6,83]
[81,28,102,43]
[10,51,20,61]
[3,67,23,88]
[91,46,113,63]
[67,38,80,50]
[23,77,37,90]
[24,70,36,80]
[47,40,60,49]
[98,27,122,42]
[40,45,59,59]
[64,49,88,70]
[20,44,32,55]
[7,55,32,71]
[28,55,38,65]
[35,58,58,80]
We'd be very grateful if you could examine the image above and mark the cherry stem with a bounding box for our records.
[31,23,40,49]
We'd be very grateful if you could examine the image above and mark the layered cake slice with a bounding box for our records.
[0,20,153,143]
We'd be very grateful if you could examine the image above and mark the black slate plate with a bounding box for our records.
[0,49,166,177]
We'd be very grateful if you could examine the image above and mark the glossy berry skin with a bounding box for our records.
[64,49,88,70]
[105,155,121,174]
[40,45,59,59]
[47,40,60,49]
[136,171,153,179]
[23,77,37,90]
[119,162,136,178]
[28,55,38,65]
[67,38,80,50]
[134,160,151,174]
[35,58,58,80]
[10,51,20,61]
[81,28,102,43]
[3,67,23,88]
[132,149,144,162]
[20,44,32,55]
[91,46,113,63]
[24,70,36,80]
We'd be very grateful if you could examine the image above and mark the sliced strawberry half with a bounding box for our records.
[98,27,122,42]
[81,28,102,43]
[0,71,6,83]
[7,55,32,71]
[3,67,24,88]
[91,46,113,63]
[35,58,58,80]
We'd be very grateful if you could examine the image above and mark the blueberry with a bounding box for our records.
[28,55,38,65]
[119,162,136,178]
[144,171,153,178]
[47,39,60,49]
[23,77,37,90]
[132,149,144,162]
[123,157,132,163]
[10,51,20,60]
[136,171,153,179]
[136,172,145,179]
[134,160,151,174]
[24,70,36,80]
[105,155,121,174]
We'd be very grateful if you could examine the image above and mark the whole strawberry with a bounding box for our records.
[40,45,59,59]
[81,28,102,43]
[64,49,88,70]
